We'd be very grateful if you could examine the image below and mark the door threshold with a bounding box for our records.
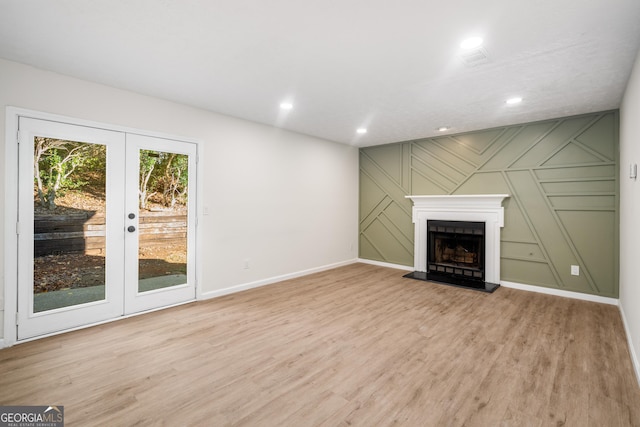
[15,299,196,346]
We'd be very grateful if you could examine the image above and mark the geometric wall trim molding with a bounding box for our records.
[360,110,619,297]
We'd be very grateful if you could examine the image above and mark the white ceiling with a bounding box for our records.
[1,0,639,147]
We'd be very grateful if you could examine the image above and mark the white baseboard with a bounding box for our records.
[199,259,359,300]
[357,260,620,306]
[0,339,5,350]
[357,258,413,271]
[357,260,619,305]
[619,303,640,388]
[500,280,619,306]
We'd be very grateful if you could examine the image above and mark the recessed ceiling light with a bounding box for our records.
[280,102,293,110]
[356,128,367,134]
[460,37,483,50]
[506,97,523,105]
[437,126,451,132]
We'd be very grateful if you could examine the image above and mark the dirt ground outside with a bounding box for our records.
[33,189,187,294]
[34,245,187,294]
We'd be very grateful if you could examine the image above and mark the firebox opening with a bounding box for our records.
[420,220,497,292]
[429,220,484,280]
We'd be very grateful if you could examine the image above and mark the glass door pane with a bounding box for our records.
[33,137,107,312]
[137,150,189,293]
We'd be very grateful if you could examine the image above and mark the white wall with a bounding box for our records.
[619,48,640,384]
[0,58,359,340]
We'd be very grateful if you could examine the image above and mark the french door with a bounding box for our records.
[17,117,197,340]
[123,134,196,314]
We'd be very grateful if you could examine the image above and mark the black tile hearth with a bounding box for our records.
[403,271,500,293]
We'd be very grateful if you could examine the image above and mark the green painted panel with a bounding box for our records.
[359,111,619,297]
[447,130,515,167]
[383,201,414,242]
[501,259,558,286]
[410,170,450,195]
[501,242,546,263]
[506,170,595,292]
[501,198,537,243]
[411,154,464,189]
[455,172,511,195]
[448,128,504,155]
[360,233,383,261]
[574,114,616,161]
[360,153,411,209]
[540,180,615,194]
[557,211,617,297]
[359,172,387,222]
[547,195,615,210]
[510,116,594,168]
[541,142,606,166]
[480,123,554,170]
[413,140,477,174]
[534,165,615,180]
[365,144,404,187]
[362,218,413,265]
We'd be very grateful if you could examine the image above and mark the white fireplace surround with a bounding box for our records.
[406,194,509,284]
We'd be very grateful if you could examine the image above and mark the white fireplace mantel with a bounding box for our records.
[406,194,509,284]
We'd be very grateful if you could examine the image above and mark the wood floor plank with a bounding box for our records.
[0,263,638,426]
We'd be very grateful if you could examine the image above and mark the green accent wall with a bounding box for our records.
[359,111,619,298]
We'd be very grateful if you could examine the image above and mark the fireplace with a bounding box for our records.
[427,220,485,288]
[404,194,508,293]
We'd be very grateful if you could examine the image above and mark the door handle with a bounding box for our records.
[127,225,136,233]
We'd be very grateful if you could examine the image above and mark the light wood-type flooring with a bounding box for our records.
[1,263,639,426]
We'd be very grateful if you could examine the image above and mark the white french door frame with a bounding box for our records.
[17,118,127,339]
[3,107,204,348]
[123,133,197,315]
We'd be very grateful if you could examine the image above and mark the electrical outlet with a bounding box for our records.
[244,259,250,269]
[571,265,579,276]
